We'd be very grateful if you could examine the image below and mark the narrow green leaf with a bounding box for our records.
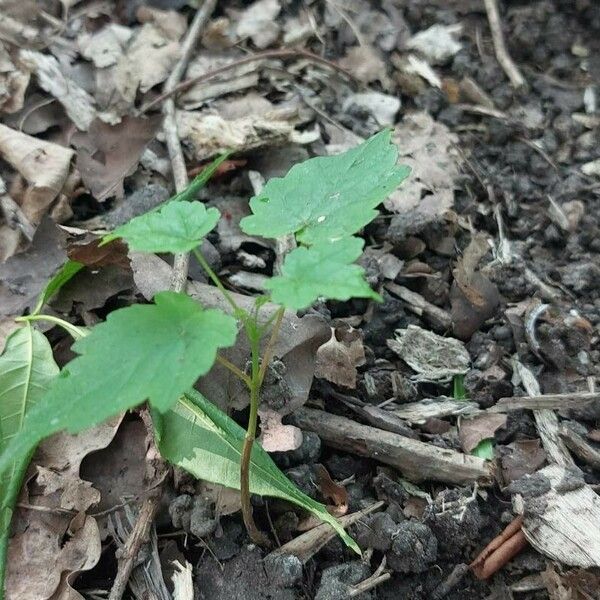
[0,292,238,479]
[155,390,360,554]
[240,130,410,245]
[112,201,220,254]
[472,438,494,460]
[31,260,84,315]
[0,325,59,592]
[265,237,381,310]
[453,374,467,400]
[171,151,231,203]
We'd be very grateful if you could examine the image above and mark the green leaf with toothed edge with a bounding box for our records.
[265,237,381,310]
[240,129,410,245]
[110,201,220,254]
[0,292,238,482]
[154,389,360,554]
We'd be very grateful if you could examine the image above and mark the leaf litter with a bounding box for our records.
[1,0,599,598]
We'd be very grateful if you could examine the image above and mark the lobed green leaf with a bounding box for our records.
[155,389,360,554]
[265,237,381,310]
[240,130,410,245]
[111,201,220,253]
[0,292,237,480]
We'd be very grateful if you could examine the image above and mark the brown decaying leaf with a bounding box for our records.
[451,233,500,340]
[7,417,122,600]
[314,464,348,517]
[458,413,507,454]
[385,111,460,215]
[67,238,130,270]
[0,123,74,224]
[73,115,161,201]
[0,217,67,317]
[499,439,547,485]
[314,325,366,389]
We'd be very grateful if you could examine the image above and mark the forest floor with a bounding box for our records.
[1,0,600,599]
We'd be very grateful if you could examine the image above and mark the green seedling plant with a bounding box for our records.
[0,130,409,593]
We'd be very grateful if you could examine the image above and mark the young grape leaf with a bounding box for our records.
[0,325,59,590]
[31,260,84,315]
[110,201,220,253]
[240,130,410,245]
[0,292,237,479]
[265,237,381,310]
[155,389,360,554]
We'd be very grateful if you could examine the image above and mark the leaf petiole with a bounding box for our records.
[216,354,251,387]
[15,314,88,340]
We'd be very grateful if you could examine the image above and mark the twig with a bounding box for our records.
[162,0,218,292]
[108,493,162,600]
[560,424,600,470]
[470,515,527,579]
[348,557,390,596]
[483,0,526,89]
[490,392,600,412]
[431,563,469,599]
[141,48,356,114]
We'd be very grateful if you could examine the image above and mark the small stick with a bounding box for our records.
[470,515,527,579]
[162,0,218,292]
[108,493,161,600]
[348,557,391,597]
[141,48,356,114]
[431,563,470,599]
[483,0,526,89]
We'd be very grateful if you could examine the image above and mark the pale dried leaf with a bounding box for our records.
[385,112,460,215]
[458,413,507,453]
[114,24,181,101]
[0,123,73,223]
[78,24,132,68]
[176,110,294,161]
[234,0,281,49]
[20,50,96,130]
[315,326,366,389]
[339,45,388,84]
[388,324,470,382]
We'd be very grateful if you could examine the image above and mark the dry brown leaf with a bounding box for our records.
[458,413,507,454]
[176,110,294,161]
[136,6,187,41]
[78,24,132,68]
[7,515,100,600]
[499,439,547,485]
[339,45,388,85]
[386,112,460,215]
[315,326,366,389]
[0,218,67,317]
[114,23,181,102]
[20,50,96,131]
[0,123,73,223]
[73,115,161,201]
[181,52,259,108]
[451,233,500,340]
[314,464,348,517]
[67,238,130,270]
[233,0,281,49]
[6,417,122,600]
[0,42,30,114]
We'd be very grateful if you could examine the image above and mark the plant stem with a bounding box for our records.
[258,307,284,386]
[216,354,251,387]
[240,329,271,546]
[192,248,243,315]
[15,314,87,340]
